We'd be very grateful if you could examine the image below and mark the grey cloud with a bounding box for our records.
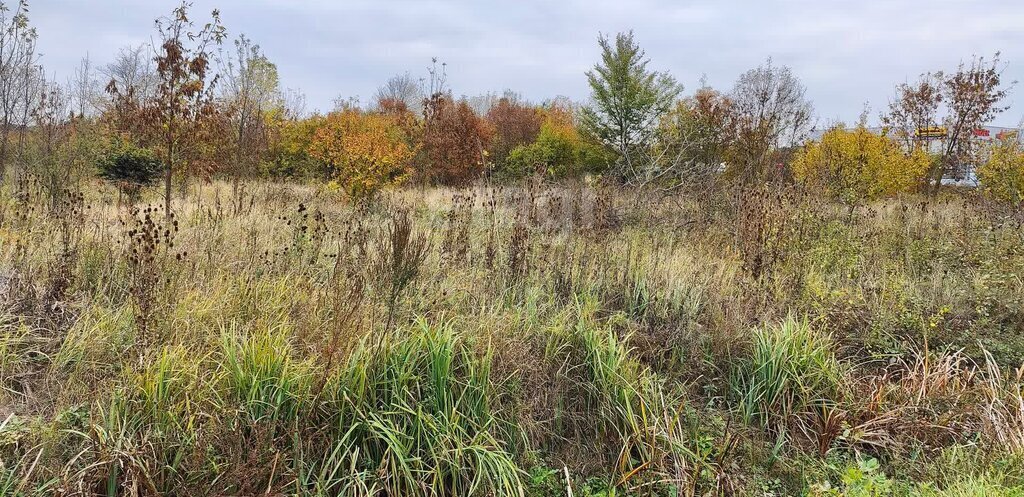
[29,0,1024,125]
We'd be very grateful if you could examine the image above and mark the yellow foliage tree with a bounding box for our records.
[791,125,930,201]
[978,138,1024,203]
[264,112,327,178]
[308,110,414,199]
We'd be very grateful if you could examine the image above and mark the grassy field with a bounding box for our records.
[2,178,1024,496]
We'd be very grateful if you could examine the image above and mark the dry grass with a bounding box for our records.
[2,178,1024,495]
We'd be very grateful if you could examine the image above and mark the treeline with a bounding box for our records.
[1,1,1022,210]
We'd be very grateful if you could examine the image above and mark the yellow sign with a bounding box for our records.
[915,126,947,138]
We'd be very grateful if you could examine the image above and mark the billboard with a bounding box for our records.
[915,126,947,139]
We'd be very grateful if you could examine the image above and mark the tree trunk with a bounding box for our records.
[0,127,8,186]
[165,136,174,219]
[164,165,173,218]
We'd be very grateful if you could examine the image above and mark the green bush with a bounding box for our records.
[978,138,1024,204]
[503,120,611,180]
[96,141,163,199]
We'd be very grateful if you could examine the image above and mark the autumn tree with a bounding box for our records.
[308,109,414,199]
[791,122,930,202]
[108,2,226,217]
[729,59,814,182]
[421,94,491,185]
[220,33,280,197]
[0,0,38,183]
[485,93,542,169]
[883,54,1011,195]
[375,79,421,163]
[580,31,681,182]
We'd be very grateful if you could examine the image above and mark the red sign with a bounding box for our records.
[973,128,990,137]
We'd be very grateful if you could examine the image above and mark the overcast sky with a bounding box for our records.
[30,0,1024,126]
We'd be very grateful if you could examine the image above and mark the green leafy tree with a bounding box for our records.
[580,31,681,182]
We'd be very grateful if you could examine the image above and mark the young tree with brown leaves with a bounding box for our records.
[416,60,491,185]
[421,94,491,185]
[108,2,226,217]
[485,93,543,170]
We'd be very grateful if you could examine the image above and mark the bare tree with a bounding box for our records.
[645,84,737,190]
[0,0,38,182]
[220,34,280,189]
[375,71,423,115]
[883,54,1011,194]
[31,72,74,205]
[71,54,98,118]
[730,59,814,182]
[281,87,307,120]
[102,44,157,106]
[465,90,501,116]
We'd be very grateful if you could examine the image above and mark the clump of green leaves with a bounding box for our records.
[96,141,163,201]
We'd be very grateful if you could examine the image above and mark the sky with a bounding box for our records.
[29,0,1024,126]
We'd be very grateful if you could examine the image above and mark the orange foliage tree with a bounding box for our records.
[485,96,542,168]
[421,94,491,185]
[308,109,414,199]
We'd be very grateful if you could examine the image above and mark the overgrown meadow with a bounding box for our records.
[2,178,1024,496]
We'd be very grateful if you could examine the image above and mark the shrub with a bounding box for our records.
[485,95,543,167]
[263,114,328,179]
[791,125,931,202]
[96,141,163,201]
[308,109,414,199]
[978,137,1024,204]
[504,105,611,180]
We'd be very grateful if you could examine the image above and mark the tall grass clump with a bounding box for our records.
[70,346,208,495]
[733,315,847,441]
[310,319,523,496]
[221,324,312,430]
[548,301,726,492]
